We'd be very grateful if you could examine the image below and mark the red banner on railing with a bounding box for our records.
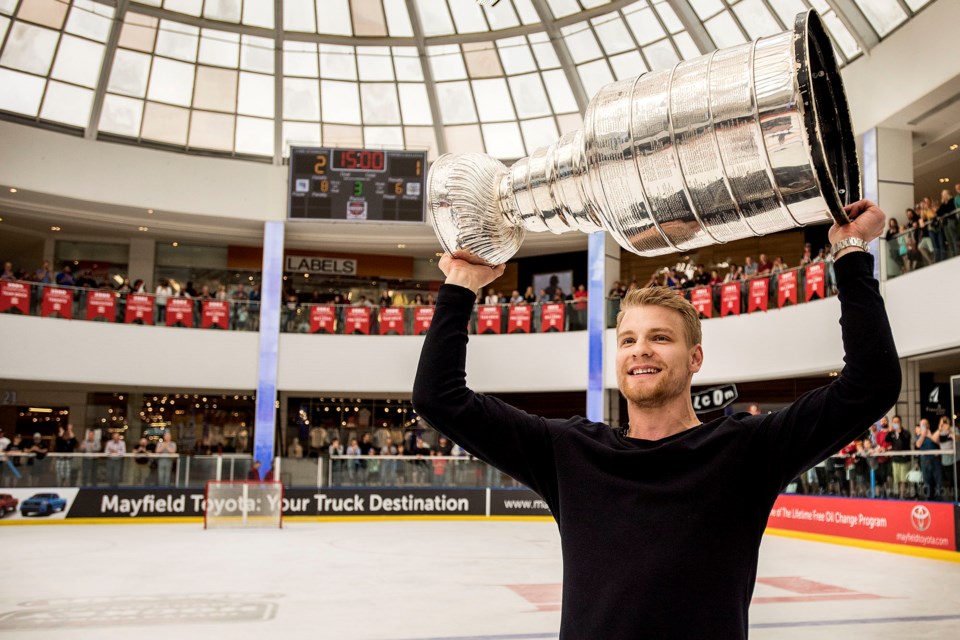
[0,281,31,314]
[805,262,825,301]
[748,278,768,313]
[541,303,565,332]
[379,307,405,335]
[124,294,154,325]
[165,297,194,327]
[413,307,433,335]
[41,287,73,319]
[778,270,797,308]
[720,283,740,317]
[477,305,501,334]
[508,304,531,333]
[310,305,336,334]
[691,287,712,319]
[769,494,956,551]
[345,307,371,335]
[86,290,116,322]
[201,300,228,329]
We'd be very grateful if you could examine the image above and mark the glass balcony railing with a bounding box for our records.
[882,208,959,279]
[2,448,954,503]
[3,214,958,335]
[0,281,260,330]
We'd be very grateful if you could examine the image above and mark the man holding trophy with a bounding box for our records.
[413,11,901,639]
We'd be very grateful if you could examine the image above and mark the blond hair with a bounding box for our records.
[616,287,702,347]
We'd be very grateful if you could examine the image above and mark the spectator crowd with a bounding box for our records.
[793,415,958,502]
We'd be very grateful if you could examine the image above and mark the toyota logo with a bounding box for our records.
[910,505,932,532]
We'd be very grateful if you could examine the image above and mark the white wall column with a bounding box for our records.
[128,238,156,289]
[861,127,914,224]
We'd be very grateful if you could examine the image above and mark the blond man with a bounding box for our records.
[414,200,900,639]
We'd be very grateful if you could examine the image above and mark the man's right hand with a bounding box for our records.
[439,253,506,294]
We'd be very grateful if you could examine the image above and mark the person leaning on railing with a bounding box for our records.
[54,424,78,487]
[936,189,958,258]
[937,416,957,496]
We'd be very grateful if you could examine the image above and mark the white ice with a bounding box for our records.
[2,521,958,639]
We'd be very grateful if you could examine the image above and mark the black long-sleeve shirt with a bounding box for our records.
[412,252,900,639]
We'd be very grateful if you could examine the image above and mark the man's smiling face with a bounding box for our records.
[616,305,703,409]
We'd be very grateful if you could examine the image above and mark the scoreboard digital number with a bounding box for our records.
[288,147,426,223]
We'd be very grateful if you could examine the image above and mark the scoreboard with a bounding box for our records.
[288,147,427,223]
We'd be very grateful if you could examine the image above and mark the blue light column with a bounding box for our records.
[587,231,605,423]
[254,221,284,472]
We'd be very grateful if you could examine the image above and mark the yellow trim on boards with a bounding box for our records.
[765,527,960,563]
[0,517,204,526]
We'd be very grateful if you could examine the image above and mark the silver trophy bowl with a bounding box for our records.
[427,11,859,266]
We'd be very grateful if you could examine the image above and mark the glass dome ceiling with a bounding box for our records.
[0,0,936,162]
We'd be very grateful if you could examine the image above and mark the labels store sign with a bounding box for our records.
[285,256,357,276]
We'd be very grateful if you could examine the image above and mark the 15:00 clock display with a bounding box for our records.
[288,147,426,223]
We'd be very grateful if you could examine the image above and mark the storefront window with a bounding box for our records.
[283,396,420,457]
[54,241,129,287]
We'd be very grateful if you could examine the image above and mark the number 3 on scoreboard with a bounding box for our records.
[314,155,327,175]
[353,181,363,197]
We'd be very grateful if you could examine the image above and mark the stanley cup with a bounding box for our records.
[427,11,859,266]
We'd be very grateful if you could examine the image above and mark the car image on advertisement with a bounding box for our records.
[19,493,67,517]
[0,493,18,516]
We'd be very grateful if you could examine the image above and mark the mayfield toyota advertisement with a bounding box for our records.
[768,494,956,551]
[1,488,486,519]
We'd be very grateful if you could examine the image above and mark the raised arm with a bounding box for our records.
[412,256,561,504]
[750,201,902,489]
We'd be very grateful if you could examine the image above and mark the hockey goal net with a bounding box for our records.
[204,481,283,529]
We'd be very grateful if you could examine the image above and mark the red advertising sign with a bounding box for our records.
[165,297,194,327]
[86,290,116,322]
[124,294,154,325]
[41,287,73,319]
[508,304,531,333]
[477,305,501,334]
[541,303,565,332]
[719,283,740,317]
[768,495,956,551]
[310,305,336,334]
[345,306,371,335]
[201,300,229,329]
[777,270,797,308]
[804,262,825,301]
[379,307,405,335]
[0,281,31,314]
[690,287,712,319]
[748,278,769,313]
[413,306,434,335]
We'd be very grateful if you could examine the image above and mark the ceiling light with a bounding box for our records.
[172,242,178,247]
[397,243,406,249]
[139,226,149,231]
[939,178,951,183]
[51,226,61,231]
[147,209,154,214]
[950,144,958,151]
[9,188,17,193]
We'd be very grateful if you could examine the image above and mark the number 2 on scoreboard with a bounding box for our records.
[314,154,327,175]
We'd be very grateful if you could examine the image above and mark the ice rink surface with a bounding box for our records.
[2,520,959,639]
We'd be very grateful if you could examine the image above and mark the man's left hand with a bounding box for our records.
[828,199,886,246]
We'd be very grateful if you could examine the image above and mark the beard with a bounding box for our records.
[619,368,690,409]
